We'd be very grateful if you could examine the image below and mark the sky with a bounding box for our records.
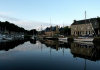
[0,0,100,30]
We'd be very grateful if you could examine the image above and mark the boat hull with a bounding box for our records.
[74,38,94,42]
[59,37,68,42]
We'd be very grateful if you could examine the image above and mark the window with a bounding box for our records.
[80,32,81,35]
[74,32,75,34]
[86,31,87,34]
[89,31,90,34]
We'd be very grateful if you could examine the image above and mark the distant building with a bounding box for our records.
[71,18,100,36]
[45,26,60,37]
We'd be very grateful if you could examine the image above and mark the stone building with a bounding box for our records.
[71,18,100,36]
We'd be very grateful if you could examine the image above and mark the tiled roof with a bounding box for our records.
[72,18,97,25]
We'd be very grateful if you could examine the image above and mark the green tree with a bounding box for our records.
[97,17,100,30]
[64,26,71,36]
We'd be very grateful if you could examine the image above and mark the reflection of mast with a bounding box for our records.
[63,47,64,56]
[41,43,43,52]
[84,59,87,70]
[50,47,52,56]
[37,41,40,48]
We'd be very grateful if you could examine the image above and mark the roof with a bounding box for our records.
[45,26,57,32]
[72,18,98,25]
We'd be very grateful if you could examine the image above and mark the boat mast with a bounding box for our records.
[85,11,86,24]
[41,25,42,35]
[85,11,87,36]
[85,11,96,36]
[50,17,53,37]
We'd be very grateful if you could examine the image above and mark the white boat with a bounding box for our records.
[31,35,36,40]
[2,35,13,40]
[59,37,68,42]
[5,37,13,40]
[74,37,94,42]
[31,36,35,39]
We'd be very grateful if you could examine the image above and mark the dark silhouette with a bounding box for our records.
[28,29,38,35]
[59,26,71,36]
[0,21,26,33]
[0,39,28,51]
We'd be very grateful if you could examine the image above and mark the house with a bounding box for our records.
[45,26,60,37]
[71,18,100,36]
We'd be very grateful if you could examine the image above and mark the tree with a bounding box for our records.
[59,26,71,36]
[29,29,38,35]
[97,17,100,30]
[64,26,71,36]
[0,21,27,33]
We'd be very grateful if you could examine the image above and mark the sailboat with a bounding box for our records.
[31,35,35,40]
[31,29,37,40]
[2,27,13,40]
[59,25,68,42]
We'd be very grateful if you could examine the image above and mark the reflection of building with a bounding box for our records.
[40,40,70,51]
[71,42,100,61]
[30,39,36,44]
[71,18,100,36]
[45,26,60,37]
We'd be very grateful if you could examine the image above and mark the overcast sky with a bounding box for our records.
[0,0,100,30]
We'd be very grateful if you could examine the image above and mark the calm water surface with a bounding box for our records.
[0,39,100,70]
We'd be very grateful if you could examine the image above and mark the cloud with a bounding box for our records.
[0,12,58,30]
[0,15,20,22]
[0,13,51,30]
[0,11,20,22]
[15,21,52,30]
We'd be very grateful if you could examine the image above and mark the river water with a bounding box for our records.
[0,39,100,70]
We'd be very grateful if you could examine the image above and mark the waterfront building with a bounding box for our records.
[71,17,100,36]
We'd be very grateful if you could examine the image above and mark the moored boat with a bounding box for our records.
[59,37,68,42]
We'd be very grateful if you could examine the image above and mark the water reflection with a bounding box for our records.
[0,39,32,51]
[71,42,100,61]
[40,40,70,51]
[1,39,100,62]
[30,39,36,44]
[39,40,100,70]
[40,40,100,61]
[0,39,100,70]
